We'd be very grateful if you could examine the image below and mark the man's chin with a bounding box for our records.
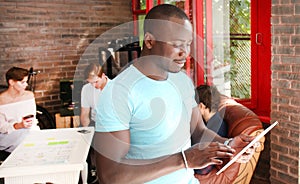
[169,68,183,73]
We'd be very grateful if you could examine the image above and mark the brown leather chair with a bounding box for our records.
[194,95,265,184]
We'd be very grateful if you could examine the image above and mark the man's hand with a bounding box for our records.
[229,134,259,163]
[184,142,236,169]
[235,141,261,163]
[229,134,254,148]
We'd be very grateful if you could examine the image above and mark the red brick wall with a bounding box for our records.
[0,0,132,115]
[271,1,300,183]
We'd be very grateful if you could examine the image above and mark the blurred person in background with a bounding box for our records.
[194,84,228,175]
[80,62,109,184]
[0,66,39,162]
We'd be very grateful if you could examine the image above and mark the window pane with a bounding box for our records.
[211,0,251,99]
[138,15,146,47]
[211,0,231,96]
[140,0,146,10]
[229,0,251,99]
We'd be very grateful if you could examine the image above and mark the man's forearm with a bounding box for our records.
[80,117,90,127]
[96,151,185,184]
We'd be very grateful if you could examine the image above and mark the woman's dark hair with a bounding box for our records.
[195,85,221,112]
[6,67,29,85]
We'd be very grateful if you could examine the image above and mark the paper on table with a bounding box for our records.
[216,121,278,175]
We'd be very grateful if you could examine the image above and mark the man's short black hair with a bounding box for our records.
[144,4,190,34]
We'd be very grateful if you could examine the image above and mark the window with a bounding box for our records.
[193,0,271,121]
[132,0,271,121]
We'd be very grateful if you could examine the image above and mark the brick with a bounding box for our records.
[279,137,299,149]
[289,147,300,157]
[271,16,280,24]
[278,72,300,81]
[271,55,281,63]
[290,113,300,121]
[272,95,290,105]
[45,100,61,107]
[278,121,300,132]
[282,16,300,24]
[296,26,300,34]
[272,79,291,88]
[270,178,286,184]
[0,0,132,116]
[272,5,294,15]
[295,46,300,54]
[290,97,300,106]
[275,46,295,55]
[272,64,292,72]
[270,150,278,161]
[270,160,288,172]
[272,25,295,34]
[279,35,291,45]
[291,35,300,45]
[295,4,300,14]
[281,56,300,64]
[289,166,299,176]
[271,143,289,153]
[291,76,300,86]
[277,171,298,183]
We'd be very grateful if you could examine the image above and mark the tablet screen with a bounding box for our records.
[216,121,278,175]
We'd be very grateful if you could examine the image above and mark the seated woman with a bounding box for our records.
[0,67,39,161]
[194,84,228,175]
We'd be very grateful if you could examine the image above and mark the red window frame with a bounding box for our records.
[131,0,271,122]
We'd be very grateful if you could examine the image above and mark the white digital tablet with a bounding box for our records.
[216,121,278,175]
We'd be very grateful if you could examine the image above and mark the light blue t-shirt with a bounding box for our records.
[95,65,199,184]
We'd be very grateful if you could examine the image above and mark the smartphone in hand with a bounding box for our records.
[23,114,34,121]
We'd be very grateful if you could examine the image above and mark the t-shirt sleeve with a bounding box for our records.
[95,82,131,132]
[179,71,197,109]
[81,84,90,108]
[187,77,197,108]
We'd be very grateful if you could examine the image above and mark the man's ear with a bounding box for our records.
[144,32,155,49]
[199,103,205,110]
[8,79,15,86]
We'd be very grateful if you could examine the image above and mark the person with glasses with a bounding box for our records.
[94,4,253,184]
[0,66,39,162]
[80,62,109,184]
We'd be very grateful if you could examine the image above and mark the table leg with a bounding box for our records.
[70,116,74,128]
[81,161,88,184]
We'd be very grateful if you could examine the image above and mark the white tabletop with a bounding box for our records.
[0,127,94,178]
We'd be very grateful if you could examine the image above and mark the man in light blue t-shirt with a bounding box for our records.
[94,4,253,184]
